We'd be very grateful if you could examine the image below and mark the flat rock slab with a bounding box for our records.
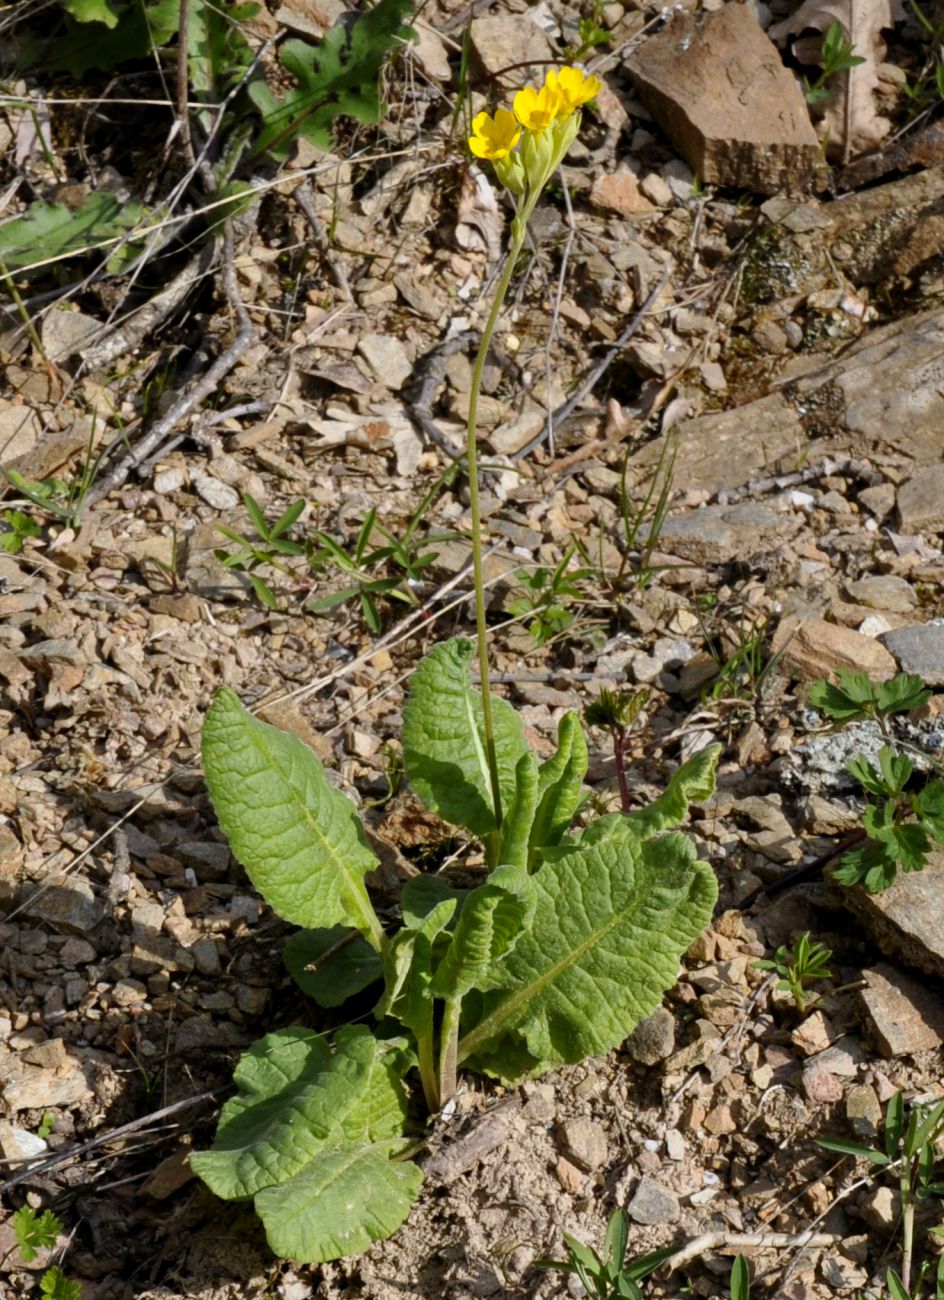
[841,850,944,979]
[858,962,944,1057]
[657,501,801,565]
[772,617,898,682]
[879,622,944,687]
[625,307,944,495]
[625,5,820,195]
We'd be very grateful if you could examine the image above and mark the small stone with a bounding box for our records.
[844,575,917,613]
[639,172,674,206]
[356,333,413,391]
[627,1176,680,1225]
[625,1006,676,1065]
[153,466,187,494]
[841,848,944,978]
[658,501,800,565]
[236,985,269,1016]
[661,159,695,200]
[801,1064,844,1103]
[557,1118,608,1172]
[590,167,656,216]
[178,841,231,880]
[191,937,222,976]
[468,13,552,84]
[772,617,897,682]
[846,1083,882,1138]
[554,1155,586,1194]
[791,1011,833,1057]
[860,1185,898,1233]
[112,979,148,1006]
[26,875,103,934]
[896,463,944,532]
[665,1128,686,1160]
[858,483,896,520]
[140,1144,196,1200]
[192,473,240,510]
[879,621,944,687]
[859,963,944,1056]
[704,1103,737,1135]
[0,402,42,467]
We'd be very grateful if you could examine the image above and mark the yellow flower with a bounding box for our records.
[545,65,602,117]
[469,107,522,160]
[513,82,560,132]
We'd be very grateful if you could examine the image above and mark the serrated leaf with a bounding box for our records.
[39,1269,81,1300]
[249,0,415,158]
[38,0,181,76]
[808,679,867,721]
[283,927,382,1007]
[202,689,384,948]
[878,745,912,793]
[847,754,887,796]
[875,672,931,717]
[915,779,944,834]
[834,666,878,705]
[402,638,529,845]
[874,820,930,872]
[528,712,588,863]
[458,832,717,1081]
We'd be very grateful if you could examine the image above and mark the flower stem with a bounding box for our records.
[467,217,529,829]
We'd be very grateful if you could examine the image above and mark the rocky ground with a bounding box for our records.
[2,0,944,1295]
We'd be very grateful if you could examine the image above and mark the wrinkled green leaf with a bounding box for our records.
[431,866,534,1001]
[283,927,383,1007]
[458,832,717,1081]
[402,638,529,844]
[375,898,456,1041]
[875,672,931,717]
[202,689,384,948]
[497,752,540,870]
[192,1025,420,1263]
[38,0,181,75]
[529,711,588,864]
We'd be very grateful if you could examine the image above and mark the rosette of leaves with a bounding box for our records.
[194,638,719,1264]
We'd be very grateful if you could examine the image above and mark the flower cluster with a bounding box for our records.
[468,65,601,197]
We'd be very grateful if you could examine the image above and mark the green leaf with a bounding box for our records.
[875,672,931,718]
[497,752,540,871]
[846,755,888,797]
[624,745,720,840]
[249,0,415,158]
[886,1268,911,1300]
[192,1025,420,1263]
[399,874,462,925]
[833,666,878,705]
[39,1269,81,1300]
[61,0,120,25]
[833,839,898,892]
[458,832,717,1082]
[375,898,456,1041]
[528,712,588,863]
[430,866,534,1001]
[402,638,529,845]
[730,1256,751,1300]
[13,1207,62,1263]
[808,679,868,721]
[0,192,149,274]
[879,745,912,793]
[283,927,383,1007]
[35,0,181,77]
[816,1136,890,1165]
[202,689,384,949]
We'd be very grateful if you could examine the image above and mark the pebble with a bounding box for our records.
[896,463,944,532]
[153,466,187,494]
[639,172,674,206]
[624,1006,676,1065]
[859,963,944,1056]
[844,574,917,613]
[26,876,103,934]
[112,978,148,1006]
[192,474,240,511]
[800,1064,844,1103]
[356,333,413,391]
[626,1175,680,1225]
[191,937,222,976]
[557,1117,608,1172]
[859,1185,898,1233]
[846,1083,882,1137]
[590,168,656,216]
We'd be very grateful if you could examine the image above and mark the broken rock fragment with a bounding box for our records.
[626,5,820,194]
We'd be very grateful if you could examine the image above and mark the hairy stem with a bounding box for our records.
[437,998,462,1106]
[417,1033,440,1113]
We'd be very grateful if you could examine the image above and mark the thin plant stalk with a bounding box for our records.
[466,193,543,829]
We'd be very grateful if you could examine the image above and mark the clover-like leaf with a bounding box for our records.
[202,689,384,948]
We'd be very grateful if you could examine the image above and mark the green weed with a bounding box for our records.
[802,21,866,105]
[755,931,833,1015]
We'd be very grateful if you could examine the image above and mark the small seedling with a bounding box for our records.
[0,507,42,555]
[585,688,650,814]
[536,1208,676,1299]
[834,745,944,893]
[506,544,594,646]
[818,1091,944,1293]
[802,21,866,105]
[564,1,611,62]
[755,931,833,1015]
[1,1208,80,1300]
[613,437,679,594]
[810,668,930,736]
[214,494,306,609]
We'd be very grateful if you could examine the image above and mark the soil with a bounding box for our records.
[2,0,944,1297]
